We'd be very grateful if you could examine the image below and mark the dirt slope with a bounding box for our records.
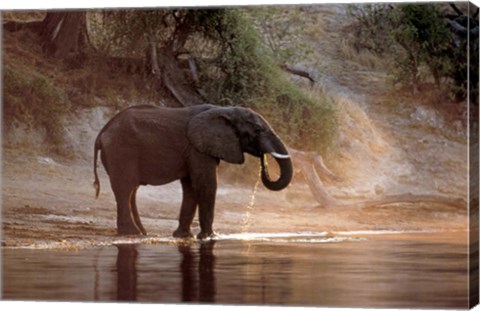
[308,5,468,200]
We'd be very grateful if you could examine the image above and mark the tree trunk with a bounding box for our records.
[39,12,88,58]
[157,48,205,107]
[148,33,204,107]
[4,11,88,59]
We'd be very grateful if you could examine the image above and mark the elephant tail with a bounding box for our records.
[93,136,101,199]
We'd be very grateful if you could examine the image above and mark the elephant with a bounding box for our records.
[93,104,293,239]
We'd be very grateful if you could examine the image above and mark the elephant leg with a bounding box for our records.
[173,177,197,238]
[193,169,217,240]
[112,182,143,235]
[130,186,147,235]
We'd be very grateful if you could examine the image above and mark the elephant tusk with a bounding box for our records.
[270,152,290,159]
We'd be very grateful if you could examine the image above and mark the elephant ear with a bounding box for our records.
[187,108,245,164]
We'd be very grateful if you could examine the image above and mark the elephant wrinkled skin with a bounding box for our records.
[93,104,293,239]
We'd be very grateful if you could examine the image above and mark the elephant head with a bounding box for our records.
[187,106,293,191]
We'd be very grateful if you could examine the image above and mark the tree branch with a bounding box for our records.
[288,147,466,209]
[148,33,161,75]
[449,3,464,17]
[447,19,469,35]
[280,63,315,85]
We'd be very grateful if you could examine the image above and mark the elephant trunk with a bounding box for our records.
[259,135,293,191]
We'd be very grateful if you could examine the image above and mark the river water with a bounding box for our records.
[2,231,470,308]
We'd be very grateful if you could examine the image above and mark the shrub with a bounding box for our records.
[3,64,70,145]
[391,4,454,91]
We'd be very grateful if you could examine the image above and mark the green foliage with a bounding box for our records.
[391,4,454,90]
[348,3,476,101]
[197,9,265,104]
[3,64,70,145]
[198,9,336,152]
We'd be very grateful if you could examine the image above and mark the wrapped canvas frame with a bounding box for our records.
[1,1,479,309]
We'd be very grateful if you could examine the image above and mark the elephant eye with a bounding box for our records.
[251,123,263,134]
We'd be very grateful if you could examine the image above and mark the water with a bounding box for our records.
[2,231,469,308]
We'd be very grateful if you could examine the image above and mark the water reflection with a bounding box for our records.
[178,241,216,302]
[115,241,216,303]
[2,233,469,308]
[116,245,138,301]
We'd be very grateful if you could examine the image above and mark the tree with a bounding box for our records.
[39,12,88,58]
[347,3,478,103]
[5,11,89,59]
[391,4,454,93]
[444,3,479,103]
[94,9,264,107]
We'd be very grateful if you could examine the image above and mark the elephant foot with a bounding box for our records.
[197,230,217,240]
[173,228,194,239]
[117,224,144,236]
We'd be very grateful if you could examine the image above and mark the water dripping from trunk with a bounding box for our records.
[241,166,261,233]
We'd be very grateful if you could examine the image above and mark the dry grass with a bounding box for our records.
[338,38,390,71]
[2,11,45,22]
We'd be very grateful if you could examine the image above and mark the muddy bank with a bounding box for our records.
[2,146,467,249]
